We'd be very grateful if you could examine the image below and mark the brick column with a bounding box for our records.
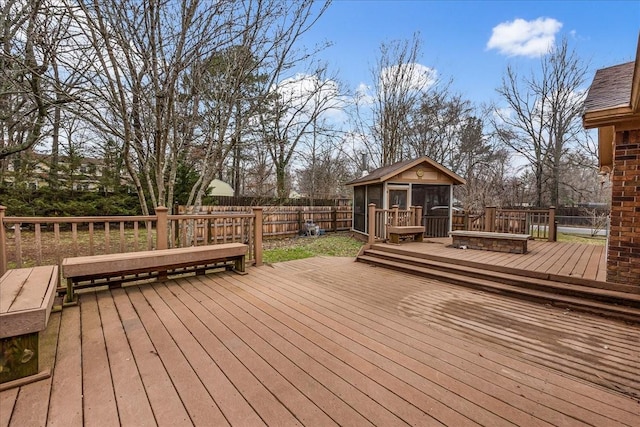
[608,129,640,286]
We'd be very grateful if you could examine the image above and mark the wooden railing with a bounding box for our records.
[483,207,556,241]
[367,204,423,243]
[423,216,449,237]
[0,205,264,276]
[361,204,557,244]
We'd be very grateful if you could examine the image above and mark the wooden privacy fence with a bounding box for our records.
[179,205,352,237]
[0,206,264,276]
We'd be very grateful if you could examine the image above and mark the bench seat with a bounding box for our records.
[62,243,248,301]
[450,230,531,254]
[0,266,58,384]
[388,226,425,244]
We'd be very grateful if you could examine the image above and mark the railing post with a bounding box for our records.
[155,206,169,250]
[548,206,556,242]
[367,203,376,245]
[0,206,7,276]
[252,207,263,266]
[392,205,399,226]
[485,206,496,232]
[410,206,416,226]
[416,206,423,226]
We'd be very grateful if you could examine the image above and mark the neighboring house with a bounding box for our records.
[2,152,126,192]
[583,35,640,287]
[346,156,466,238]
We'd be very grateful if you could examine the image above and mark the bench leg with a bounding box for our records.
[234,255,245,273]
[66,278,75,304]
[414,233,423,242]
[389,234,400,244]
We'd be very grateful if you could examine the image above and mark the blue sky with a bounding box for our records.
[304,0,640,107]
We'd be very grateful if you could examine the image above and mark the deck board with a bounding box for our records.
[196,275,450,426]
[265,259,638,425]
[0,256,638,426]
[110,289,192,426]
[126,287,231,426]
[146,284,267,426]
[289,259,640,404]
[96,292,156,427]
[384,239,609,282]
[81,293,120,426]
[223,273,542,426]
[174,278,359,426]
[48,305,83,427]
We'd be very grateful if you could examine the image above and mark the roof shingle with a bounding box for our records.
[584,61,634,113]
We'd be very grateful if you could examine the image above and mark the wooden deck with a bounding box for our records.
[1,257,638,426]
[384,238,609,282]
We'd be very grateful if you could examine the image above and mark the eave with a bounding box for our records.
[583,106,637,129]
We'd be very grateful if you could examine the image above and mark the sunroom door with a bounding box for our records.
[388,186,409,210]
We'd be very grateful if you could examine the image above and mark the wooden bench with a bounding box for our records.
[62,243,248,302]
[388,226,425,244]
[450,230,531,254]
[0,266,58,385]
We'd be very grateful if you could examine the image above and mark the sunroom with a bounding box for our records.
[346,156,466,238]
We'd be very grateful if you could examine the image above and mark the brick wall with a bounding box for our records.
[608,129,640,285]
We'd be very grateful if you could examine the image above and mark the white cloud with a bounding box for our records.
[380,63,437,92]
[487,17,562,57]
[275,73,347,124]
[354,82,374,105]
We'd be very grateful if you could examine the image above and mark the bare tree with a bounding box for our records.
[492,38,589,207]
[259,69,340,198]
[295,104,350,202]
[370,33,433,166]
[69,0,329,213]
[1,1,59,159]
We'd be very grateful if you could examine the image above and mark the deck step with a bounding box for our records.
[369,243,639,294]
[357,250,640,324]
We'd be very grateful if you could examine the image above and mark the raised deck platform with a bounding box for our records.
[1,257,638,426]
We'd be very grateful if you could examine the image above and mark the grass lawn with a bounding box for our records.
[557,232,607,245]
[262,230,608,264]
[263,233,363,264]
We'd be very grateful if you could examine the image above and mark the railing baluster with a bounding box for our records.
[146,220,153,250]
[54,223,61,265]
[15,225,22,268]
[35,224,42,265]
[134,221,139,251]
[72,223,78,256]
[105,221,110,253]
[120,221,125,252]
[89,222,94,255]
